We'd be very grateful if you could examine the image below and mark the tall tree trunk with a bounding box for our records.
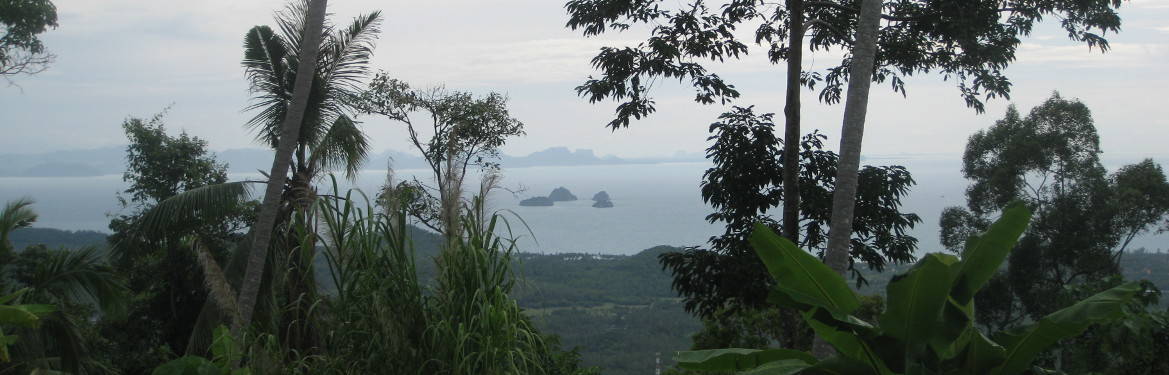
[232,0,328,336]
[781,0,804,244]
[814,0,883,358]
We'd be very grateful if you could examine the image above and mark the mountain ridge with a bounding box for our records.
[0,146,705,177]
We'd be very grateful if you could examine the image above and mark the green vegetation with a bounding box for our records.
[0,0,58,80]
[677,206,1147,374]
[3,0,1167,374]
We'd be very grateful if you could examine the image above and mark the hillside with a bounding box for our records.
[10,227,108,250]
[13,227,1169,375]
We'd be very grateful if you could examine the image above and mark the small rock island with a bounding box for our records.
[549,187,578,201]
[519,196,554,207]
[591,190,614,208]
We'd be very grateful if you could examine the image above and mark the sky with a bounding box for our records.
[2,0,1168,159]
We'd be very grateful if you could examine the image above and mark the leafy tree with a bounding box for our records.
[119,114,231,208]
[1111,159,1169,258]
[565,0,1127,246]
[942,93,1169,319]
[940,93,1169,371]
[0,0,57,80]
[102,113,251,372]
[358,74,525,238]
[659,106,919,333]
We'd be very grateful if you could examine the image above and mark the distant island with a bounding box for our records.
[592,191,613,208]
[519,196,554,207]
[549,187,577,201]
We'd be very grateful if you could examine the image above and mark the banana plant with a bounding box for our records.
[676,204,1143,374]
[152,326,252,375]
[0,288,55,363]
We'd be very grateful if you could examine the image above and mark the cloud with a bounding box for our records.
[383,38,634,86]
[1131,0,1169,9]
[1014,42,1168,68]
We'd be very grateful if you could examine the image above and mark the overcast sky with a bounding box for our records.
[2,0,1168,158]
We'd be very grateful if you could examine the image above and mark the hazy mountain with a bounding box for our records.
[2,146,703,177]
[0,146,126,177]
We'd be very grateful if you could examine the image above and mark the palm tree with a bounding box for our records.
[0,200,128,374]
[8,246,127,374]
[136,0,380,349]
[233,0,380,342]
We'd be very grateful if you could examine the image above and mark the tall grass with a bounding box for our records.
[294,181,571,374]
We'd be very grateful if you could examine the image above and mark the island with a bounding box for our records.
[519,196,554,207]
[591,190,614,208]
[549,187,578,201]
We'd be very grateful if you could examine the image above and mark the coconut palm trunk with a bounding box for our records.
[232,0,328,335]
[815,0,883,358]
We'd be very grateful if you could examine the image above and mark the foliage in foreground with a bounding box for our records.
[308,188,595,374]
[161,184,596,374]
[677,204,1147,374]
[661,108,920,350]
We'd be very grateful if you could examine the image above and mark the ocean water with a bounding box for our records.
[2,158,1166,255]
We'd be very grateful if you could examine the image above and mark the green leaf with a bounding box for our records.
[139,180,262,234]
[675,348,815,372]
[990,282,1141,375]
[802,356,880,375]
[19,304,56,316]
[803,308,892,374]
[951,204,1031,304]
[750,223,860,315]
[0,289,29,305]
[210,325,240,367]
[880,253,955,344]
[955,330,1006,375]
[739,359,814,375]
[0,329,12,363]
[928,298,974,360]
[151,356,222,375]
[0,305,42,327]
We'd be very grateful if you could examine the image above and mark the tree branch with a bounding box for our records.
[803,1,923,22]
[804,18,852,43]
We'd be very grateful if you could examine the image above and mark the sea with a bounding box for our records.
[2,156,1166,256]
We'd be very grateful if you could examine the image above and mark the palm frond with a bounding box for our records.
[1,198,38,258]
[321,11,382,94]
[9,310,88,374]
[241,2,379,181]
[1,197,38,238]
[309,115,370,180]
[21,246,128,317]
[188,237,239,321]
[139,181,264,235]
[274,0,311,58]
[243,25,292,148]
